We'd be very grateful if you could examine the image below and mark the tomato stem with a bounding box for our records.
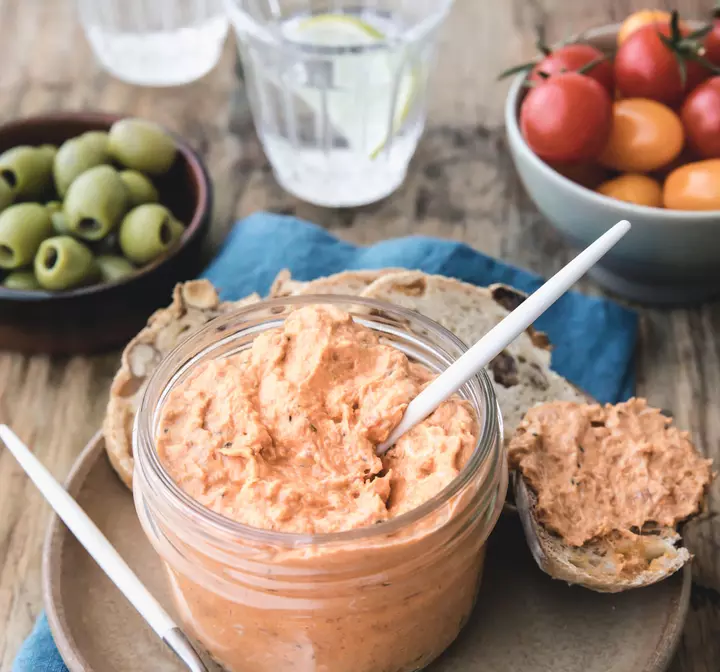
[685,49,720,76]
[576,56,606,75]
[497,60,537,81]
[535,24,552,56]
[670,10,682,43]
[654,11,720,85]
[686,24,713,41]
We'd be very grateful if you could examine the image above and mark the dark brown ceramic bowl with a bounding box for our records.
[0,112,212,355]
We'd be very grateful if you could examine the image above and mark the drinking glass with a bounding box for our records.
[224,0,454,207]
[77,0,229,86]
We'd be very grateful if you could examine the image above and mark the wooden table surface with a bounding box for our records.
[0,0,718,669]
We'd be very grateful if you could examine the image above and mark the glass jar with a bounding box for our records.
[133,296,507,672]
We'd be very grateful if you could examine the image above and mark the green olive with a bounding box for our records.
[0,178,14,213]
[64,165,128,241]
[119,204,175,265]
[169,217,185,243]
[34,236,98,291]
[39,144,58,163]
[0,146,54,200]
[53,135,109,197]
[46,201,67,233]
[119,170,159,207]
[96,254,135,283]
[50,210,70,235]
[2,270,40,290]
[45,200,61,215]
[108,119,177,175]
[80,131,109,155]
[0,203,53,270]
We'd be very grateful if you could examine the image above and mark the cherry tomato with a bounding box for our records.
[704,14,720,67]
[681,77,720,159]
[615,24,709,106]
[663,159,720,210]
[598,98,684,172]
[520,72,612,163]
[529,44,614,93]
[617,10,687,45]
[596,173,663,207]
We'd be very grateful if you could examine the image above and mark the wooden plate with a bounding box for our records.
[44,433,691,672]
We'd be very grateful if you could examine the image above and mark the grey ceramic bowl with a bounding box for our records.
[505,23,720,305]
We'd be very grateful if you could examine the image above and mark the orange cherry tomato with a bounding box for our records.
[663,160,720,210]
[617,10,687,45]
[598,98,684,173]
[596,173,663,207]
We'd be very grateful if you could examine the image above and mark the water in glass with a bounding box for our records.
[77,0,229,86]
[225,0,453,207]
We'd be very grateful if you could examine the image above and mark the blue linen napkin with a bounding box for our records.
[14,212,637,671]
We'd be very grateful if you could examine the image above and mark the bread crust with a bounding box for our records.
[103,280,259,488]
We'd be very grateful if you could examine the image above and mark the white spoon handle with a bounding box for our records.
[0,425,208,672]
[377,220,631,454]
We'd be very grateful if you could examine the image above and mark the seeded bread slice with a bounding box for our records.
[514,475,691,592]
[359,270,587,442]
[103,280,259,489]
[268,268,403,298]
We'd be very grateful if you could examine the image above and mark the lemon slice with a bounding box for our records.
[294,13,385,43]
[281,13,416,158]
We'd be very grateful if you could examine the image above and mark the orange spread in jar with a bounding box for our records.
[156,304,478,534]
[146,305,501,672]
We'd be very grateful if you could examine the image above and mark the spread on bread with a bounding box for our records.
[509,398,713,547]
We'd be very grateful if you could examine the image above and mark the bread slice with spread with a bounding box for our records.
[358,270,587,442]
[509,398,713,592]
[104,269,586,488]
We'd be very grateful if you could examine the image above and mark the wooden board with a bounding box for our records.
[1,1,719,671]
[44,434,690,672]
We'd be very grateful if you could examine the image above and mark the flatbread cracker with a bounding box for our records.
[359,271,586,441]
[103,280,259,489]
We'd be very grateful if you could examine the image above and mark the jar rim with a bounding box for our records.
[134,294,503,548]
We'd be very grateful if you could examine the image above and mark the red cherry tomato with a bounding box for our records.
[529,44,614,93]
[615,23,709,106]
[617,10,686,45]
[705,15,720,67]
[520,72,613,163]
[681,77,720,159]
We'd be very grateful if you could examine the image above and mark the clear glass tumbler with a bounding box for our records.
[77,0,229,86]
[224,0,454,207]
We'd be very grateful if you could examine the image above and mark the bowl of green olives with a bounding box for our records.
[0,112,211,354]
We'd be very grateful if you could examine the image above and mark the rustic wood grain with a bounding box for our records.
[0,0,718,670]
